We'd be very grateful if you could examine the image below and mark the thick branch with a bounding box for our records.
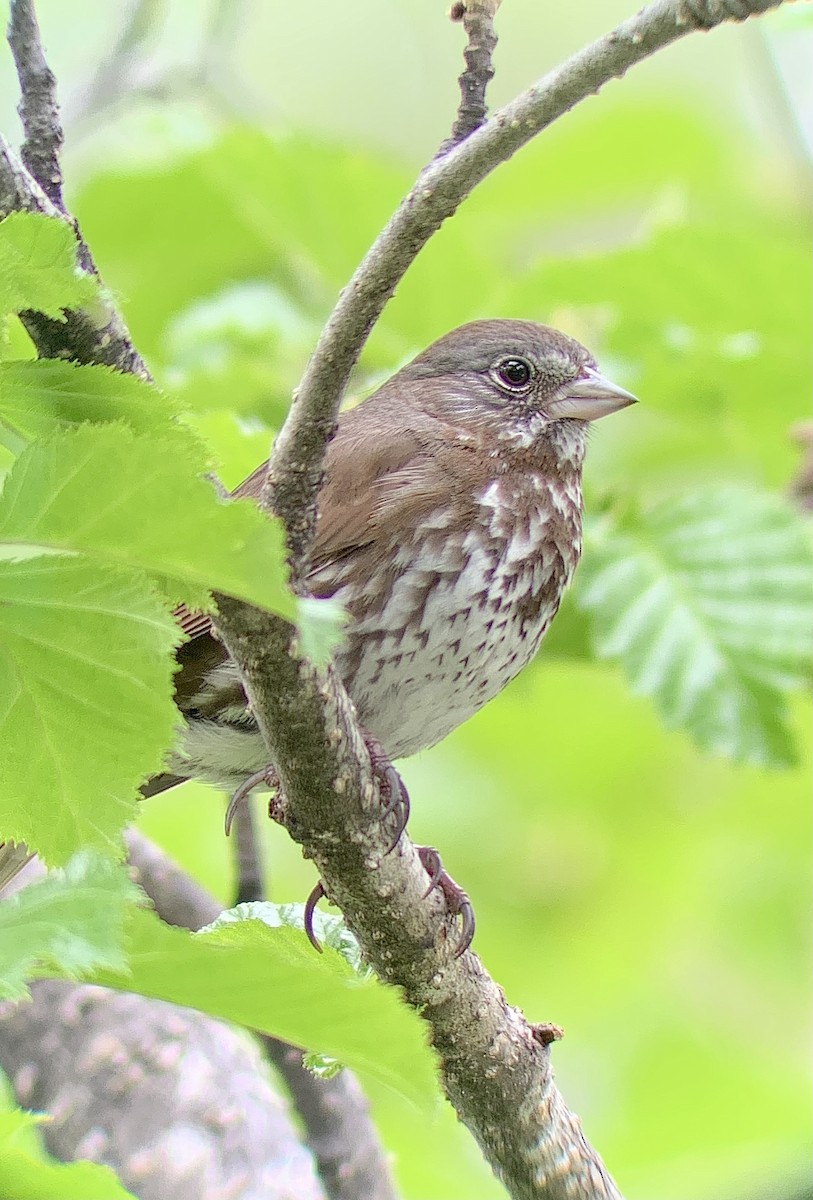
[212,598,623,1200]
[0,978,325,1200]
[267,0,789,574]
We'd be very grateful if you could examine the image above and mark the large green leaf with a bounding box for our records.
[0,213,99,330]
[0,423,293,617]
[0,557,180,862]
[578,486,812,766]
[82,905,438,1108]
[0,359,195,449]
[0,852,138,1000]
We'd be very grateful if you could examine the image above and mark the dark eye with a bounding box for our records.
[494,357,532,390]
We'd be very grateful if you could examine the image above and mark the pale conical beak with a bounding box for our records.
[546,368,638,422]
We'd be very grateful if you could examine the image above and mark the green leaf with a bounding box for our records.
[0,852,138,1001]
[0,1108,136,1199]
[578,487,813,766]
[0,359,198,452]
[296,595,348,668]
[0,556,180,863]
[0,213,98,324]
[0,423,294,617]
[83,905,437,1107]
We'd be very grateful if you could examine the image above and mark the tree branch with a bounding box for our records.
[229,797,266,906]
[7,0,64,209]
[0,134,151,378]
[0,977,326,1200]
[266,0,789,576]
[3,0,151,380]
[441,0,501,152]
[212,597,623,1200]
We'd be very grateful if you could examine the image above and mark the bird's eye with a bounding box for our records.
[493,357,532,390]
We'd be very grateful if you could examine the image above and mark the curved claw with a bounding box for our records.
[417,845,475,958]
[364,735,410,854]
[304,880,326,953]
[382,770,410,854]
[418,846,443,898]
[452,897,475,959]
[225,767,272,836]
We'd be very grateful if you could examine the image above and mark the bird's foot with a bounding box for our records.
[362,732,410,853]
[417,845,475,958]
[224,765,280,836]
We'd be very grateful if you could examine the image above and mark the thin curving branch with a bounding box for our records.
[266,0,789,577]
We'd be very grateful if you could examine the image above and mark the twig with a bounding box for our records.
[125,830,400,1200]
[440,0,501,153]
[7,0,64,210]
[0,134,150,378]
[68,0,166,127]
[5,2,151,378]
[229,797,266,905]
[266,0,789,579]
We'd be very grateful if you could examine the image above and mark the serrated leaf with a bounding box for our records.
[0,557,180,863]
[0,359,199,456]
[0,213,99,324]
[208,900,371,975]
[0,1107,136,1199]
[83,906,437,1108]
[578,487,813,766]
[0,852,138,1000]
[0,424,294,618]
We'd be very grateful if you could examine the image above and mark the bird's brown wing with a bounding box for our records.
[169,402,429,685]
[231,403,439,588]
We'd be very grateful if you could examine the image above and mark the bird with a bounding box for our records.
[146,319,636,949]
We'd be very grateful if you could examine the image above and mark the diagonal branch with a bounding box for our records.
[0,134,151,379]
[211,597,624,1200]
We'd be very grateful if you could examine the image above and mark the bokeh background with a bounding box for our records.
[1,3,809,1198]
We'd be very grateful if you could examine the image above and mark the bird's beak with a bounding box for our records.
[546,368,638,422]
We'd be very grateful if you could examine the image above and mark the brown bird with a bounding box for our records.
[148,319,636,946]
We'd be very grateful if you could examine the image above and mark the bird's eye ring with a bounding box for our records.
[493,357,532,391]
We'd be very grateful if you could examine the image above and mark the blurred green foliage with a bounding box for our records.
[0,8,810,1200]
